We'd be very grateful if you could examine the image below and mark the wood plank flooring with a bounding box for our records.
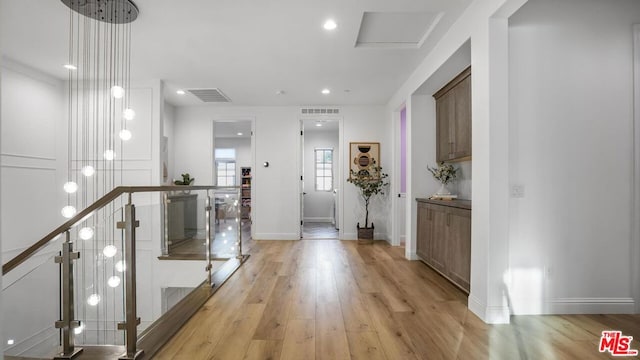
[154,240,640,359]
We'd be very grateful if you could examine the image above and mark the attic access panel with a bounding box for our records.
[355,11,442,49]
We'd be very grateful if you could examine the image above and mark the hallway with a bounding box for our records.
[154,239,640,359]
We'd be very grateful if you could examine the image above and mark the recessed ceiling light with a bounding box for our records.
[344,89,351,93]
[237,132,243,136]
[321,88,331,95]
[176,90,186,95]
[323,19,337,30]
[64,64,77,70]
[315,123,323,127]
[276,90,285,95]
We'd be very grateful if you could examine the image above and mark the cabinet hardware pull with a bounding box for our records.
[447,213,450,226]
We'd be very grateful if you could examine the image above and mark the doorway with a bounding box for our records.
[213,120,254,242]
[300,118,339,239]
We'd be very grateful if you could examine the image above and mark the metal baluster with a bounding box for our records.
[117,202,143,360]
[54,231,83,359]
[205,193,213,286]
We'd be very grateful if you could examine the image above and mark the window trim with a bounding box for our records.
[314,148,333,192]
[215,160,236,186]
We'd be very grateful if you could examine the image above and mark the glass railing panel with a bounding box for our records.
[2,235,62,358]
[72,196,127,347]
[136,189,210,334]
[211,188,242,259]
[3,185,244,358]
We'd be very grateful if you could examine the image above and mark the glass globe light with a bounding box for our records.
[115,260,126,273]
[123,108,136,121]
[61,205,77,218]
[79,227,94,240]
[108,275,121,288]
[74,324,84,335]
[103,245,117,258]
[81,165,95,177]
[87,294,101,306]
[103,149,116,161]
[111,85,124,99]
[63,181,78,194]
[119,129,132,141]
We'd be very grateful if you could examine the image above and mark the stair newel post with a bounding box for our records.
[205,192,213,286]
[117,200,143,360]
[54,231,83,359]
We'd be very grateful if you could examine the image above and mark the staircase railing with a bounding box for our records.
[2,185,245,359]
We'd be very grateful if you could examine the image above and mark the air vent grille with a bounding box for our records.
[187,88,231,103]
[301,108,340,115]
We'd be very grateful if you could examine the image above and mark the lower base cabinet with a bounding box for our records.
[416,199,471,293]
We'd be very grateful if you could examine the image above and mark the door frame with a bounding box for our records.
[391,104,407,247]
[298,116,343,240]
[212,116,256,240]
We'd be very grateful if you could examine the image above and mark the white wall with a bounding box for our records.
[507,0,640,314]
[303,128,338,222]
[173,105,389,241]
[0,58,66,354]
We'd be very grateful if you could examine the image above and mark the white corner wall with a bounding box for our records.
[0,58,66,353]
[386,0,528,323]
[508,0,640,314]
[173,105,389,241]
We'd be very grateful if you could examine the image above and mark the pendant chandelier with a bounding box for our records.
[58,0,139,335]
[61,0,139,217]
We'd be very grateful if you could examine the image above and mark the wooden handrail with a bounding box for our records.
[2,185,238,275]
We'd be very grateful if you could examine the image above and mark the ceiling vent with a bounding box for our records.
[301,108,340,115]
[187,88,231,103]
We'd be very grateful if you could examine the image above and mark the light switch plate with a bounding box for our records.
[511,184,525,198]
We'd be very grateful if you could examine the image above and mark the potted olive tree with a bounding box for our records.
[347,162,389,244]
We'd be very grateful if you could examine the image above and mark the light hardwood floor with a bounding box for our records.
[154,239,640,359]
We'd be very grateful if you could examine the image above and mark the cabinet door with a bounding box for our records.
[452,74,471,159]
[447,207,471,292]
[428,205,448,273]
[435,92,454,162]
[416,203,430,261]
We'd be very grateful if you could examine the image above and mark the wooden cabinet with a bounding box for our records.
[416,198,471,293]
[434,66,471,162]
[241,167,251,219]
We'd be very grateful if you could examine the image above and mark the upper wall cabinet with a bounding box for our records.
[433,66,471,162]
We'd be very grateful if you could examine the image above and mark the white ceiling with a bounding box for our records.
[0,0,472,106]
[214,121,252,138]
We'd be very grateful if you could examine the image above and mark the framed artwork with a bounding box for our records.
[349,142,380,178]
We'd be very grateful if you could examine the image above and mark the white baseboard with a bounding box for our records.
[468,295,510,324]
[406,252,419,260]
[343,232,356,240]
[547,297,635,314]
[303,217,333,223]
[254,233,300,240]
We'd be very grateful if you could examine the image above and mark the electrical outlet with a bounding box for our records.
[511,184,525,198]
